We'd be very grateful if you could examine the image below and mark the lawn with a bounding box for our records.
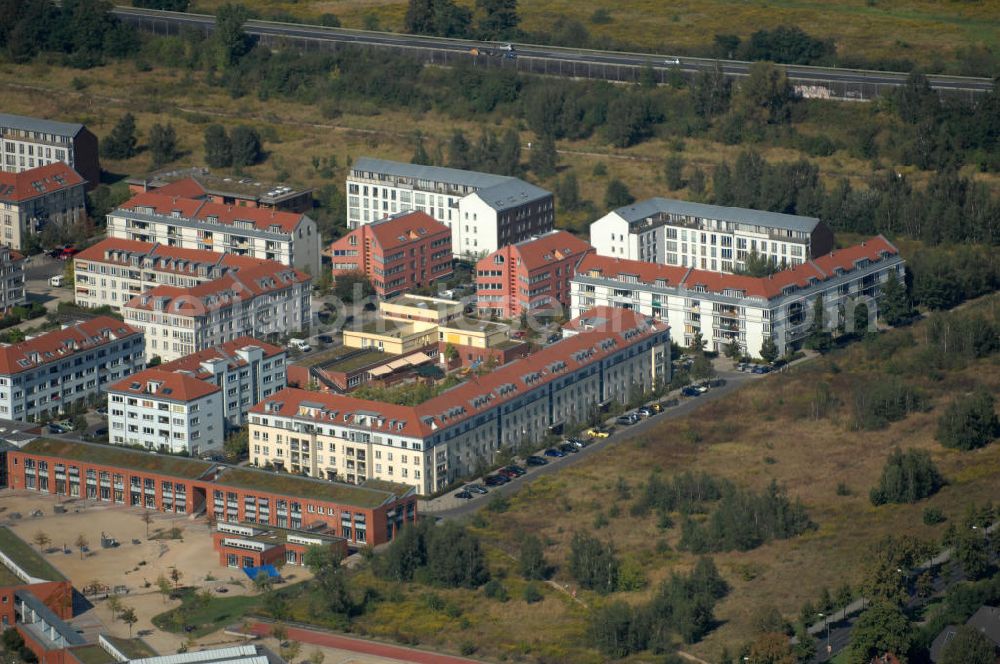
[189,0,1000,68]
[151,586,266,637]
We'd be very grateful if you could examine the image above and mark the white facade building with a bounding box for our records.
[121,262,311,363]
[249,307,669,494]
[108,368,223,455]
[590,197,835,274]
[0,113,100,187]
[0,317,145,422]
[0,245,25,311]
[346,157,554,259]
[571,235,904,358]
[107,191,321,275]
[158,337,287,428]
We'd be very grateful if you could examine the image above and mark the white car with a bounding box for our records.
[288,339,312,353]
[664,57,681,66]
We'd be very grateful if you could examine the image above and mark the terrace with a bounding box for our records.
[326,350,396,373]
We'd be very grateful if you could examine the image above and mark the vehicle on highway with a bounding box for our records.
[288,338,312,352]
[544,448,566,458]
[484,474,509,487]
[48,424,67,434]
[681,386,702,397]
[664,57,681,65]
[454,490,473,500]
[504,465,527,477]
[585,426,611,438]
[559,443,579,455]
[525,455,548,466]
[466,484,488,495]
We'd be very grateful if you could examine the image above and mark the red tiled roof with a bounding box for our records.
[506,231,593,271]
[160,336,285,379]
[74,238,262,272]
[108,367,220,402]
[286,365,311,389]
[118,191,205,218]
[0,316,141,375]
[123,262,309,315]
[152,178,207,199]
[0,162,84,203]
[578,235,899,300]
[366,211,450,252]
[252,307,666,438]
[116,192,307,233]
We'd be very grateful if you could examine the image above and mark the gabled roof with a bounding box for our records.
[118,192,204,218]
[116,192,308,234]
[966,605,1000,646]
[252,308,666,439]
[108,368,220,402]
[610,197,821,233]
[472,179,552,211]
[575,235,900,301]
[0,317,141,375]
[0,162,84,203]
[160,337,285,380]
[364,211,450,252]
[0,112,84,137]
[74,238,262,273]
[351,157,510,190]
[499,230,593,271]
[152,177,208,199]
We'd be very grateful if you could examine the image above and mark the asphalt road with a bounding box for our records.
[423,365,757,520]
[112,7,994,95]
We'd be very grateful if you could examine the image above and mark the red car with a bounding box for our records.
[58,247,79,260]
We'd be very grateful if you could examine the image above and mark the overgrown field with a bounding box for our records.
[189,0,1000,69]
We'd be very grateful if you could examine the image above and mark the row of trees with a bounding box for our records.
[100,113,180,167]
[376,520,489,588]
[404,0,519,40]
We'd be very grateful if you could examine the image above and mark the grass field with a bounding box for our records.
[189,0,1000,68]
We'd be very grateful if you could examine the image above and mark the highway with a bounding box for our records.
[112,6,995,97]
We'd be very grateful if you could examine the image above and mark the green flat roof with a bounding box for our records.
[493,339,525,351]
[327,350,395,373]
[0,562,22,586]
[297,345,359,368]
[213,466,404,509]
[0,526,67,583]
[358,320,413,338]
[102,636,157,660]
[362,478,414,495]
[444,318,507,333]
[68,644,116,664]
[19,439,215,480]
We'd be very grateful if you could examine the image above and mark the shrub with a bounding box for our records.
[923,507,946,525]
[936,389,998,451]
[483,579,508,602]
[522,582,543,603]
[870,448,944,506]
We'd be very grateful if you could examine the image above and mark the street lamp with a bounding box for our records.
[818,612,831,655]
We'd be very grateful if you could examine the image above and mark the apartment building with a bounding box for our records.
[590,197,835,274]
[159,337,287,427]
[108,368,224,455]
[0,113,100,188]
[74,238,275,311]
[107,191,321,274]
[476,230,594,319]
[346,157,554,258]
[121,262,311,362]
[571,235,904,358]
[0,245,26,310]
[249,307,670,494]
[127,167,314,212]
[0,162,86,251]
[0,317,145,422]
[380,294,463,325]
[7,437,418,549]
[329,211,453,299]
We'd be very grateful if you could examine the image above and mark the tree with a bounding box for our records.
[555,172,582,211]
[848,601,911,664]
[303,545,351,613]
[496,127,521,176]
[747,632,796,664]
[529,133,558,178]
[940,624,996,664]
[156,574,172,603]
[426,522,489,588]
[148,123,178,167]
[806,294,832,352]
[477,0,519,40]
[74,534,88,559]
[691,62,731,118]
[101,113,138,160]
[141,510,153,538]
[333,270,374,304]
[444,343,459,365]
[204,124,232,168]
[869,448,943,506]
[689,330,706,354]
[214,2,251,70]
[410,134,431,165]
[229,126,261,168]
[863,535,928,606]
[732,62,794,132]
[270,622,288,642]
[690,355,716,381]
[519,533,548,580]
[879,273,911,326]
[120,606,138,637]
[604,178,634,209]
[723,339,741,361]
[568,531,619,594]
[107,594,122,621]
[759,336,779,363]
[224,428,249,460]
[133,0,190,9]
[936,389,998,451]
[254,569,274,593]
[447,129,471,169]
[664,154,685,190]
[169,566,183,588]
[307,650,325,664]
[952,528,990,580]
[32,531,50,552]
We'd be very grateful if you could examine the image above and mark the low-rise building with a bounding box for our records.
[346,157,554,258]
[571,235,904,358]
[158,337,287,428]
[107,192,321,274]
[590,197,835,273]
[476,230,593,319]
[0,113,100,188]
[7,438,418,548]
[211,521,347,569]
[0,245,26,310]
[438,317,526,369]
[329,211,452,300]
[121,262,310,362]
[380,294,463,325]
[0,317,145,422]
[107,368,224,455]
[249,307,670,494]
[127,167,314,212]
[343,319,439,356]
[0,526,73,629]
[0,162,86,251]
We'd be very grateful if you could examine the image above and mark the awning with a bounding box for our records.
[368,365,393,377]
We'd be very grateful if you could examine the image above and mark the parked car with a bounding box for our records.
[484,474,509,487]
[660,398,679,408]
[694,384,709,394]
[466,484,488,495]
[288,338,312,353]
[498,467,519,479]
[95,406,107,415]
[93,427,108,437]
[681,386,701,397]
[585,426,611,438]
[558,443,579,455]
[526,455,549,466]
[616,413,639,426]
[48,275,64,287]
[544,448,566,458]
[566,437,587,449]
[637,406,655,418]
[317,334,334,344]
[546,333,561,344]
[511,330,526,339]
[454,490,473,500]
[58,247,79,260]
[505,465,527,477]
[48,424,67,434]
[752,365,771,374]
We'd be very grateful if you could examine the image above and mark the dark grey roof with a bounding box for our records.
[613,197,821,233]
[929,625,959,663]
[0,113,84,137]
[15,590,87,647]
[473,179,551,212]
[967,605,1000,646]
[351,157,510,189]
